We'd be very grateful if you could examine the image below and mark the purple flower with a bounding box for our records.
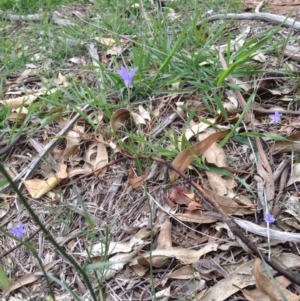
[118,66,138,87]
[265,213,275,224]
[269,111,282,124]
[10,223,26,238]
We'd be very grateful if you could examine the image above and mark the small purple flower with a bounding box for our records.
[265,213,275,224]
[118,66,138,87]
[269,111,282,124]
[10,223,26,238]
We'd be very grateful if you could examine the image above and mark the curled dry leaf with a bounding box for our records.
[68,166,92,178]
[128,168,149,189]
[252,258,299,301]
[110,108,146,132]
[23,164,68,199]
[169,129,230,182]
[170,186,192,206]
[84,136,108,178]
[63,130,81,160]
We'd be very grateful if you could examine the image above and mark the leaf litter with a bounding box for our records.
[1,1,300,300]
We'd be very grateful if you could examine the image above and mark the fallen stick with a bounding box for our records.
[197,13,300,30]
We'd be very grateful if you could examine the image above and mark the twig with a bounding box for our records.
[0,10,76,27]
[0,134,24,156]
[197,13,300,30]
[255,0,268,14]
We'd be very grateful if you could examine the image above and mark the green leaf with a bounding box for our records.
[0,267,10,291]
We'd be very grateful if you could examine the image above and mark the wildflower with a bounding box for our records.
[118,66,138,87]
[206,9,214,15]
[10,223,26,238]
[265,213,275,224]
[269,111,282,124]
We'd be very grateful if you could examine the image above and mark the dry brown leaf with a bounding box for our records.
[157,218,172,249]
[23,163,68,198]
[0,94,38,109]
[252,258,299,301]
[187,201,205,211]
[84,136,108,177]
[196,253,300,301]
[130,112,146,126]
[131,243,218,266]
[105,247,143,280]
[63,130,81,160]
[95,37,116,46]
[169,129,230,182]
[241,275,292,301]
[138,105,151,121]
[241,287,269,301]
[226,89,238,108]
[68,166,92,178]
[287,163,300,187]
[167,265,198,280]
[80,234,145,258]
[131,263,149,277]
[256,137,274,202]
[128,168,149,189]
[8,107,28,123]
[110,108,146,132]
[179,119,216,148]
[271,131,300,155]
[252,52,266,62]
[206,172,229,196]
[107,45,123,56]
[175,212,217,224]
[170,186,192,206]
[4,261,59,296]
[0,201,9,220]
[151,217,173,267]
[203,188,254,215]
[199,133,228,167]
[55,72,68,87]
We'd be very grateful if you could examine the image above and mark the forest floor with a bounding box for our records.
[1,0,300,300]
